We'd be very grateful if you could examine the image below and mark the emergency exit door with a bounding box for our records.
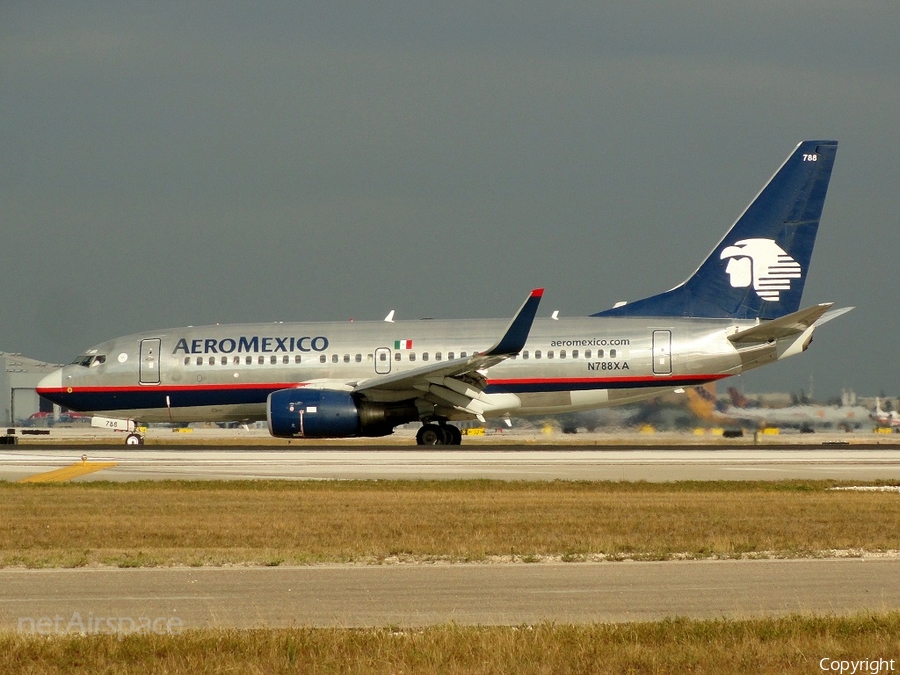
[374,347,392,375]
[140,338,161,384]
[652,330,672,375]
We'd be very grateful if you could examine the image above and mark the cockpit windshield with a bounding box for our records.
[71,354,106,367]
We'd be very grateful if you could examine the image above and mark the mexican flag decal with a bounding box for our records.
[394,339,413,349]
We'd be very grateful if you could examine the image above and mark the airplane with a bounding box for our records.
[37,140,850,445]
[871,398,900,429]
[719,387,871,432]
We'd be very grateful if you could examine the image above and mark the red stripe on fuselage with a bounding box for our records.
[486,374,727,386]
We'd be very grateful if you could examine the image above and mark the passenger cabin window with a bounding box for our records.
[184,357,190,366]
[448,352,455,360]
[208,357,215,366]
[409,353,416,362]
[534,350,542,359]
[394,352,401,361]
[598,349,604,358]
[196,357,203,366]
[547,351,554,359]
[460,351,467,358]
[258,356,265,365]
[610,349,617,358]
[295,355,302,364]
[343,354,350,363]
[572,349,579,358]
[422,353,429,362]
[559,350,566,359]
[234,356,240,365]
[332,355,339,364]
[246,356,253,365]
[435,352,442,361]
[221,356,228,366]
[355,354,362,363]
[522,351,529,359]
[585,350,591,359]
[320,355,327,364]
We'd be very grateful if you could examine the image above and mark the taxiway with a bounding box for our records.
[3,445,900,482]
[2,559,898,629]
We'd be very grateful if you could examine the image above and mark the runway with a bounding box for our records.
[3,445,900,482]
[2,559,898,629]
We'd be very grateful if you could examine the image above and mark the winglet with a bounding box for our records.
[483,288,544,356]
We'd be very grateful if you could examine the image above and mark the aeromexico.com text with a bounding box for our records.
[549,338,630,348]
[173,336,330,355]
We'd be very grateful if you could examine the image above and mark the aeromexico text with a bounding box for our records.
[173,336,330,355]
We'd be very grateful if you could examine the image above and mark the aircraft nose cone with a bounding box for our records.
[37,369,64,394]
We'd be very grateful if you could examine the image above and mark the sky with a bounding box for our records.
[1,2,897,401]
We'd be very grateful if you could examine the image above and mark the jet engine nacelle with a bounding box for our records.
[267,388,417,438]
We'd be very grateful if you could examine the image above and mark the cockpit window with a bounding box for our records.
[71,354,107,367]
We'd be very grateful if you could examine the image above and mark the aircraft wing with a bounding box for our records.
[351,289,544,418]
[728,303,835,345]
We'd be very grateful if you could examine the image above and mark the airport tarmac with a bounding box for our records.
[3,559,899,629]
[3,445,900,482]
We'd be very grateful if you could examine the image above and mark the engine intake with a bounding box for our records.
[267,388,417,439]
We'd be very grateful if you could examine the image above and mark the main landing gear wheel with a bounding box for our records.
[125,433,144,446]
[416,423,462,446]
[445,425,462,445]
[416,424,445,445]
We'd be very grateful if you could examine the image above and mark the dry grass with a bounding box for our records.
[3,613,900,674]
[1,480,899,567]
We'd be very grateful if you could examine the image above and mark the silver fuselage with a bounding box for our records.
[39,314,779,424]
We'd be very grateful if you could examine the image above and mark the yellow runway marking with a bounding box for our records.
[18,462,119,483]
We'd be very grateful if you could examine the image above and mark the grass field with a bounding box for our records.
[4,480,899,673]
[2,479,899,567]
[3,614,900,674]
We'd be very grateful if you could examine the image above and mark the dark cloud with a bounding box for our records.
[1,2,896,398]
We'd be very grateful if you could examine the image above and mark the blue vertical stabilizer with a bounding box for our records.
[593,140,838,320]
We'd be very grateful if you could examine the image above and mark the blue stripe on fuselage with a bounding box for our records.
[44,374,725,413]
[40,385,293,413]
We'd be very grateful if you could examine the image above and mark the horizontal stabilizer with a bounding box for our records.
[813,305,855,327]
[728,303,833,345]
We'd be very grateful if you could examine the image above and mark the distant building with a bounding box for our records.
[0,352,64,426]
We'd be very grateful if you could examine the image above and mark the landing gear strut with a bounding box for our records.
[416,423,462,446]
